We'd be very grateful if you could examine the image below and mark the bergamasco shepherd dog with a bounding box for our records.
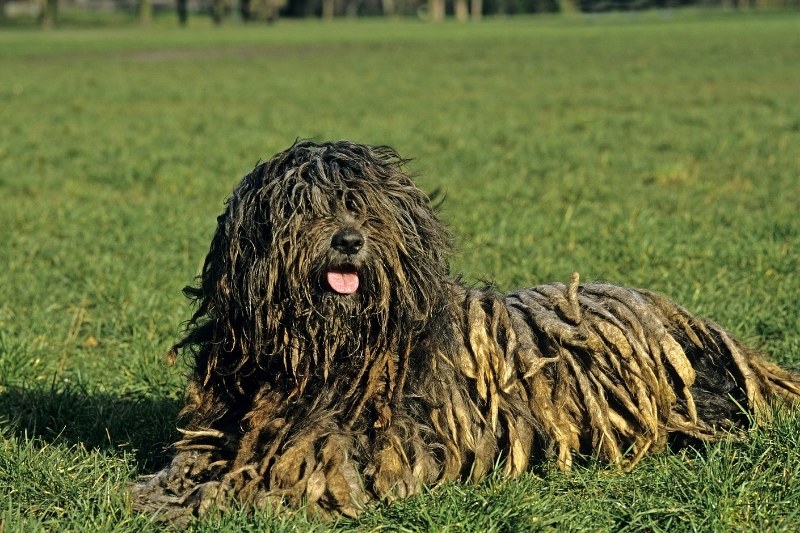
[133,139,799,523]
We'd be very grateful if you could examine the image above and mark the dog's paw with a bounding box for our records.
[367,445,419,501]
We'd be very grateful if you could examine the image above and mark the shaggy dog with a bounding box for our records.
[133,140,800,522]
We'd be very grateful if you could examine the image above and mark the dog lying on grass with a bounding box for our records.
[133,140,800,522]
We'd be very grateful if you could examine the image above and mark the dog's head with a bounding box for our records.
[180,140,451,387]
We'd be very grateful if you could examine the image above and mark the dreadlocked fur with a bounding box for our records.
[133,140,800,523]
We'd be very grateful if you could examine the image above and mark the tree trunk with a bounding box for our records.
[381,0,395,16]
[428,0,444,21]
[239,0,252,21]
[455,0,467,21]
[322,0,334,19]
[470,0,482,19]
[264,0,284,22]
[176,0,188,25]
[139,0,153,25]
[211,0,225,24]
[345,0,359,17]
[40,0,57,28]
[559,0,578,14]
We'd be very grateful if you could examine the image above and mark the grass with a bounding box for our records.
[1,8,800,531]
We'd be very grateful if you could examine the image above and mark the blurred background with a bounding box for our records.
[2,0,798,28]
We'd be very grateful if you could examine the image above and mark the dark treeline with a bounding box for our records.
[277,0,558,17]
[205,0,560,22]
[203,0,787,23]
[239,0,764,19]
[2,0,796,28]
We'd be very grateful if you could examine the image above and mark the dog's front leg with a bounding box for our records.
[365,413,441,502]
[131,426,237,524]
[217,411,369,518]
[269,431,368,517]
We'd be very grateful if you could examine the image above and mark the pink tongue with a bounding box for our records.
[326,270,360,295]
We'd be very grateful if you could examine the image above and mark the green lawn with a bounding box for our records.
[1,9,800,531]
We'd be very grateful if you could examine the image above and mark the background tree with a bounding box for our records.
[381,0,395,15]
[428,0,444,20]
[212,0,226,24]
[471,0,483,19]
[253,0,287,21]
[345,0,361,16]
[240,0,252,21]
[559,0,578,12]
[455,0,468,20]
[177,0,188,24]
[323,0,334,18]
[139,0,153,25]
[40,0,57,27]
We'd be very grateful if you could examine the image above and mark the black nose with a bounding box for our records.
[331,228,364,255]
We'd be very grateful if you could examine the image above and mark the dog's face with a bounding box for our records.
[190,141,451,379]
[310,208,372,305]
[270,171,403,312]
[251,143,445,314]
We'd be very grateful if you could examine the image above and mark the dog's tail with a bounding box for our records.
[747,353,800,405]
[637,285,800,424]
[715,334,800,411]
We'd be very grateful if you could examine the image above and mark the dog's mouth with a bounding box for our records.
[325,266,360,295]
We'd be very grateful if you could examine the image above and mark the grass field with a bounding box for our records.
[2,9,800,531]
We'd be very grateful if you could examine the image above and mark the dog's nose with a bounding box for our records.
[331,228,365,255]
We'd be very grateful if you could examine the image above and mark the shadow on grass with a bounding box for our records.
[0,381,181,472]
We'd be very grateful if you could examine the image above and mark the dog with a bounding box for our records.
[133,139,800,523]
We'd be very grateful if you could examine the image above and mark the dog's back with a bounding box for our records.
[434,273,800,474]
